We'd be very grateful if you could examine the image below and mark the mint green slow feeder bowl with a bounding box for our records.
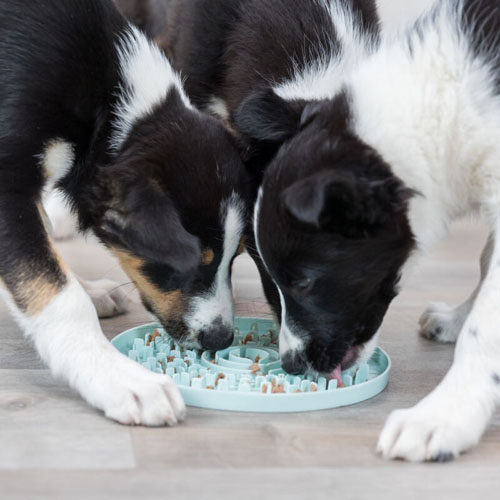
[111,317,391,413]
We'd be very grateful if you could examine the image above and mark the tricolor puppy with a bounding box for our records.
[0,0,250,425]
[166,0,500,461]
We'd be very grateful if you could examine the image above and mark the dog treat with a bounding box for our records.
[272,384,285,394]
[310,383,317,393]
[167,356,176,363]
[243,333,253,344]
[216,373,226,385]
[249,363,260,375]
[254,355,261,363]
[146,329,161,346]
[261,383,268,393]
[206,386,214,390]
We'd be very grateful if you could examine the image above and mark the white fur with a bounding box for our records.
[337,0,500,461]
[40,139,75,187]
[3,273,185,426]
[186,195,245,340]
[43,189,78,240]
[273,0,376,102]
[277,289,305,357]
[358,330,379,364]
[377,226,499,462]
[111,25,192,151]
[350,2,500,253]
[420,233,494,343]
[207,96,231,121]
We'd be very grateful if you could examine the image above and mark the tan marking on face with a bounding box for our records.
[201,248,215,266]
[112,248,186,319]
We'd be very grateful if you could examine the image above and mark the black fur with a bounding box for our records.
[0,0,251,348]
[255,94,415,374]
[113,0,172,41]
[164,0,405,374]
[462,0,500,88]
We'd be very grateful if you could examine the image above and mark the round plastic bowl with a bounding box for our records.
[111,317,391,413]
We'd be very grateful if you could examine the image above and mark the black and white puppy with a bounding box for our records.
[162,0,382,376]
[165,0,500,461]
[0,0,251,425]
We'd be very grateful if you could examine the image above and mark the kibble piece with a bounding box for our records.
[249,363,260,375]
[167,356,176,363]
[243,333,253,344]
[254,355,261,363]
[272,384,285,394]
[215,373,226,385]
[206,386,215,390]
[146,329,161,346]
[261,383,268,394]
[310,383,318,393]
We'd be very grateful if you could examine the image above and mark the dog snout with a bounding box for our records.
[198,319,234,351]
[281,350,307,375]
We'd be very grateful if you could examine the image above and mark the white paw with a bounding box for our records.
[81,279,130,318]
[44,190,78,240]
[88,352,186,426]
[377,406,481,462]
[419,302,464,343]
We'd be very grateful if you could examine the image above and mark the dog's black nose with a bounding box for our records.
[281,350,307,375]
[198,324,234,351]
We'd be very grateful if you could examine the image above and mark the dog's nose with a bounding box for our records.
[281,350,307,375]
[198,325,234,351]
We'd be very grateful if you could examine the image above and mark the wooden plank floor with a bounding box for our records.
[2,222,500,499]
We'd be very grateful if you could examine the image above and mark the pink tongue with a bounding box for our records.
[329,366,343,386]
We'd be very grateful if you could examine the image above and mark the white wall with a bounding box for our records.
[376,0,438,29]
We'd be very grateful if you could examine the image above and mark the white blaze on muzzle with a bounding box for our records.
[185,194,245,339]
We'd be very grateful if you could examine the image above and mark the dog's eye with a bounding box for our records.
[292,277,314,294]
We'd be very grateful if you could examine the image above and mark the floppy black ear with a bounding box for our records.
[235,89,306,143]
[281,169,412,237]
[101,177,201,273]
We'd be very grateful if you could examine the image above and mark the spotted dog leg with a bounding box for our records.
[419,234,494,344]
[378,228,500,462]
[0,197,185,426]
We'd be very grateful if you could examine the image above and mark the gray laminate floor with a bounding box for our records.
[1,222,500,499]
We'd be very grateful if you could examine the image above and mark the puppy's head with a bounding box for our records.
[238,90,415,376]
[94,90,250,350]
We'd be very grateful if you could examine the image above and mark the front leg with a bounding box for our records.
[378,230,500,462]
[419,234,493,343]
[0,199,185,426]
